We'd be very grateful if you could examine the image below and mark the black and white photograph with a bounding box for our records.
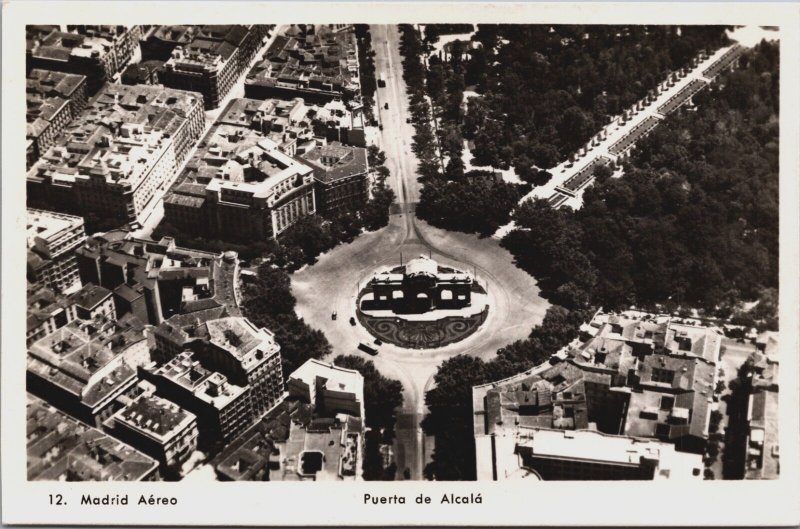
[2,2,799,527]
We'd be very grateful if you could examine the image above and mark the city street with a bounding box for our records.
[291,25,549,480]
[132,25,286,239]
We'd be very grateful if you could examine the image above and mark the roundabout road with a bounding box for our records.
[291,25,549,480]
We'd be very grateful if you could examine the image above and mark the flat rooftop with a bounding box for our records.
[512,427,704,479]
[28,317,145,406]
[290,359,364,398]
[26,208,84,247]
[115,393,194,440]
[153,350,247,409]
[301,141,368,183]
[27,395,158,481]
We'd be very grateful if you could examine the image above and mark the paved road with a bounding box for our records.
[291,25,549,480]
[132,25,286,239]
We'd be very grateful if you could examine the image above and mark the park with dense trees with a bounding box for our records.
[420,37,779,481]
[503,40,779,317]
[464,25,732,170]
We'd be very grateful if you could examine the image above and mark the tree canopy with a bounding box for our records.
[503,41,779,318]
[241,264,332,378]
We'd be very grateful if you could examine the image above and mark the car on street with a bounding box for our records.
[358,342,379,356]
[384,102,389,110]
[349,316,356,326]
[331,311,337,320]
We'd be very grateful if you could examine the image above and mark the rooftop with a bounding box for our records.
[152,350,247,409]
[27,286,72,333]
[371,255,473,284]
[746,389,779,479]
[301,141,368,183]
[114,393,195,440]
[77,232,240,319]
[168,122,314,205]
[245,25,359,96]
[474,310,721,454]
[290,359,364,399]
[27,395,158,481]
[26,69,85,138]
[68,283,112,311]
[26,208,85,248]
[28,84,201,189]
[273,405,362,481]
[28,315,146,407]
[513,427,704,480]
[162,25,253,72]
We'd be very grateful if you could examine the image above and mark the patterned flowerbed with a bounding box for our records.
[357,305,489,349]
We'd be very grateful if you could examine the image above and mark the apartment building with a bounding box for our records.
[26,208,87,293]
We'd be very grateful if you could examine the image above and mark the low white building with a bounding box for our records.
[288,359,364,419]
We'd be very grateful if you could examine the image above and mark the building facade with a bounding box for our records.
[244,25,360,104]
[472,311,723,480]
[26,69,88,168]
[164,131,316,243]
[27,84,204,227]
[149,315,284,448]
[76,232,240,325]
[27,286,78,345]
[27,25,140,94]
[212,360,365,481]
[109,391,199,471]
[301,141,368,217]
[140,351,252,451]
[363,255,474,314]
[288,359,365,419]
[158,25,271,109]
[507,427,704,481]
[26,315,149,427]
[26,209,87,294]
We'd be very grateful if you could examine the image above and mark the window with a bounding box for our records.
[651,368,675,384]
[655,423,671,438]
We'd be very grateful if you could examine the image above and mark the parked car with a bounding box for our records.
[374,338,383,346]
[358,342,379,356]
[384,102,389,110]
[331,311,337,320]
[349,316,356,326]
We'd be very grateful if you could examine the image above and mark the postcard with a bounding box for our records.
[2,1,799,526]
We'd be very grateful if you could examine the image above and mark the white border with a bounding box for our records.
[3,2,799,526]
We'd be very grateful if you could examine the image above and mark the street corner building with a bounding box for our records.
[26,25,142,95]
[26,83,205,228]
[26,208,87,295]
[149,25,272,110]
[211,359,365,481]
[163,95,368,245]
[244,24,360,105]
[145,315,284,452]
[473,310,725,481]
